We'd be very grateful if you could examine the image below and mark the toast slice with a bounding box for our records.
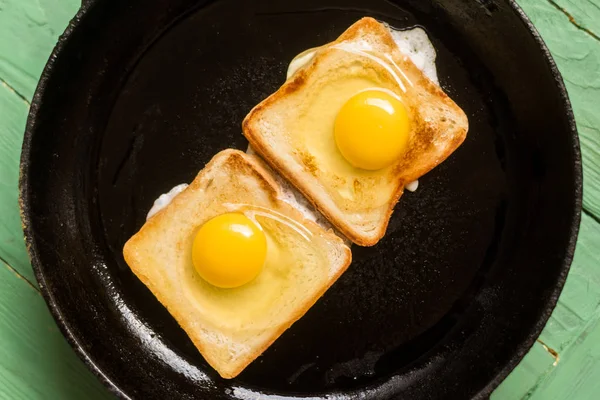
[243,17,468,246]
[123,149,351,378]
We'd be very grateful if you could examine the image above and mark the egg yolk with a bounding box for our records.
[334,89,410,170]
[192,213,267,289]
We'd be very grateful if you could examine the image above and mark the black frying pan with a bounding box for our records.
[19,0,582,399]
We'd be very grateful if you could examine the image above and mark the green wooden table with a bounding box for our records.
[1,0,599,398]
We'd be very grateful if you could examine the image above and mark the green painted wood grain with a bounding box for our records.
[0,0,80,282]
[0,83,33,283]
[0,0,79,100]
[521,0,600,221]
[0,261,111,399]
[533,317,600,399]
[0,0,599,399]
[551,0,600,40]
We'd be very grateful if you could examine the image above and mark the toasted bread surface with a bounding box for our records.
[123,149,351,378]
[243,17,468,246]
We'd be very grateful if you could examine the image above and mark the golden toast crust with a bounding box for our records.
[123,150,351,378]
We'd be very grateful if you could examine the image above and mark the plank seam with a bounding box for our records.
[547,0,600,42]
[536,339,560,366]
[0,255,39,294]
[0,76,31,106]
[524,309,600,398]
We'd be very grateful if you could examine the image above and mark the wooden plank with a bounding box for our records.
[552,0,600,40]
[0,83,35,283]
[517,0,600,220]
[532,317,600,400]
[0,0,79,100]
[0,261,111,399]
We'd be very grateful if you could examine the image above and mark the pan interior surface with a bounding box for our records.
[21,0,580,399]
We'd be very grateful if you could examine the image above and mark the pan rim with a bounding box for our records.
[18,0,583,399]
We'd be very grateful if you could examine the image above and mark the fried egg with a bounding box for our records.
[147,183,188,219]
[285,25,439,192]
[181,203,330,331]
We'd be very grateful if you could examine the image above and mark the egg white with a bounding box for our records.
[146,183,188,220]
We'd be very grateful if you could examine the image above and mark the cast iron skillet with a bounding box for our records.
[19,0,582,399]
